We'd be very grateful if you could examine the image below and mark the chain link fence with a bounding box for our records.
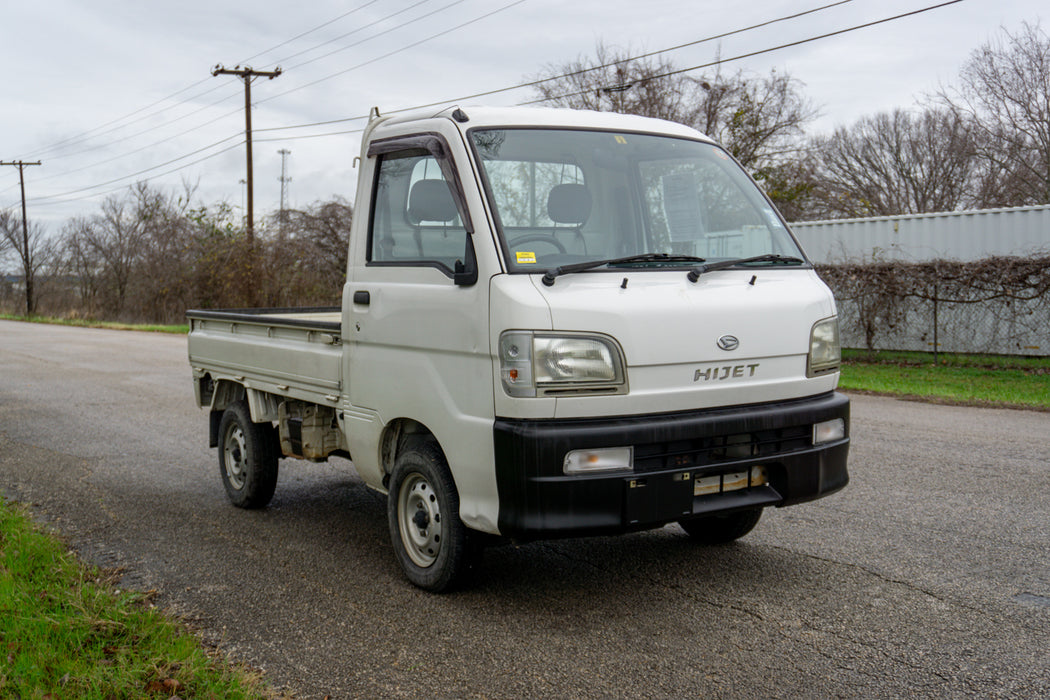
[816,257,1050,356]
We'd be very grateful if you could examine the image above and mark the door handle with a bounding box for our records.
[353,291,370,305]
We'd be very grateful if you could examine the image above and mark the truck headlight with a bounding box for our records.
[499,331,626,397]
[807,316,841,377]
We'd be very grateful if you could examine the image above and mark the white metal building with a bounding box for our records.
[791,204,1050,264]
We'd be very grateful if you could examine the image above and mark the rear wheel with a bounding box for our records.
[678,508,762,544]
[388,439,473,592]
[218,401,279,509]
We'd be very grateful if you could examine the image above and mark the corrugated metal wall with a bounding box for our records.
[791,204,1050,264]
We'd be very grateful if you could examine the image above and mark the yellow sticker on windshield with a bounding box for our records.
[614,135,627,145]
[516,251,537,264]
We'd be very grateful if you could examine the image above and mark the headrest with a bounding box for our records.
[547,183,592,225]
[408,179,457,223]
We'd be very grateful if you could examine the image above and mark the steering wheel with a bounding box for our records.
[509,233,567,254]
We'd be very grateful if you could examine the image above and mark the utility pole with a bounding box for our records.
[210,64,281,246]
[1,159,42,315]
[277,148,291,231]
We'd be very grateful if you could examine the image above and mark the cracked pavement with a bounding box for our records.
[1,320,1048,698]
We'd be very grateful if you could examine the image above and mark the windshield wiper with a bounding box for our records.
[541,253,707,286]
[687,254,805,283]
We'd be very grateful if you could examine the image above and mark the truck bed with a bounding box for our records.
[187,307,344,408]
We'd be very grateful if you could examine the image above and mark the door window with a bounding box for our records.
[369,149,471,276]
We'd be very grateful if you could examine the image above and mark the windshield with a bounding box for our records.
[469,128,805,273]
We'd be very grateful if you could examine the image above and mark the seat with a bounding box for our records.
[547,183,592,226]
[546,183,591,253]
[408,179,458,224]
[407,179,464,263]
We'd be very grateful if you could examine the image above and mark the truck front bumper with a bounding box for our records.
[493,391,849,539]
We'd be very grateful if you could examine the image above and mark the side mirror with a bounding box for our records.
[453,235,479,287]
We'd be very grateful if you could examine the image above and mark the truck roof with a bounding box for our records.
[370,105,713,143]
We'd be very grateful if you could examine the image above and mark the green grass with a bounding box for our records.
[0,499,273,699]
[0,314,188,334]
[840,349,1050,410]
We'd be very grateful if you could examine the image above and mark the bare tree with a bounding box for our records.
[530,43,710,125]
[60,216,104,317]
[939,22,1050,206]
[71,186,156,317]
[46,183,351,323]
[809,107,978,218]
[281,198,352,287]
[126,182,199,322]
[530,43,817,175]
[1,207,56,315]
[261,198,352,307]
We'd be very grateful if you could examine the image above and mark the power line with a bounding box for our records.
[15,0,479,177]
[276,0,439,69]
[15,1,517,205]
[20,1,397,161]
[526,0,968,105]
[26,78,219,161]
[37,0,858,162]
[23,0,488,167]
[252,0,860,137]
[256,128,366,143]
[21,0,962,211]
[239,0,388,65]
[27,141,247,208]
[28,135,243,204]
[112,0,940,160]
[28,101,246,185]
[23,0,530,195]
[260,0,529,103]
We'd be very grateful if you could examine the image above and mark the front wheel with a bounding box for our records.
[387,439,473,592]
[218,401,279,509]
[678,508,763,544]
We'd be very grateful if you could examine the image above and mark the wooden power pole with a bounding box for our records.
[210,64,281,246]
[1,159,42,315]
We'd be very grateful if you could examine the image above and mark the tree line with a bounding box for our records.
[2,22,1048,324]
[1,183,351,322]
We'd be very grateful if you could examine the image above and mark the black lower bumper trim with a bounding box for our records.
[494,392,850,539]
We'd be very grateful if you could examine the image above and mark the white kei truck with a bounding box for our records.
[187,106,850,592]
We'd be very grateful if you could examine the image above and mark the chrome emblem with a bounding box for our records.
[717,335,740,351]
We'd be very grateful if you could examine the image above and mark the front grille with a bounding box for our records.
[633,425,812,473]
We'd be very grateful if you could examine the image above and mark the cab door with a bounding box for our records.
[342,126,499,530]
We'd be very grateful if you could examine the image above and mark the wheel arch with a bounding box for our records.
[378,418,442,489]
[207,378,246,413]
[206,380,280,447]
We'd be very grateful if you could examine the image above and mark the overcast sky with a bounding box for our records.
[2,0,1045,230]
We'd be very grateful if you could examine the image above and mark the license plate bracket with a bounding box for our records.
[694,465,767,497]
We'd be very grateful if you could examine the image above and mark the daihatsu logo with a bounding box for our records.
[717,335,739,351]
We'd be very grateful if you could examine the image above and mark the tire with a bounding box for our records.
[217,401,279,509]
[387,439,473,592]
[678,508,763,544]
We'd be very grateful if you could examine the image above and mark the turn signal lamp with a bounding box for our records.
[563,447,634,474]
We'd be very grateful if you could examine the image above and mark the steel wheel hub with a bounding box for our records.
[223,425,248,490]
[398,473,442,567]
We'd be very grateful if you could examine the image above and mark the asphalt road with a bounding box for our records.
[1,320,1048,698]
